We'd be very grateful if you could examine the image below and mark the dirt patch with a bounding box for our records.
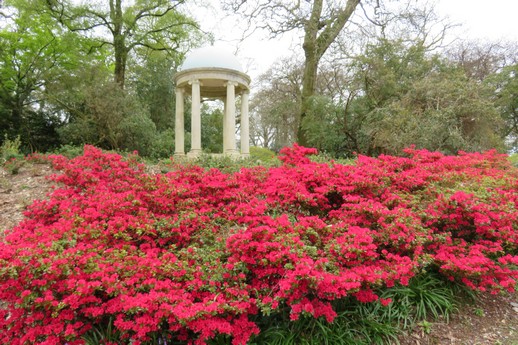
[399,292,518,345]
[1,161,518,344]
[0,162,55,233]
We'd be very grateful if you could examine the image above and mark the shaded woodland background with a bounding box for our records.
[1,0,517,158]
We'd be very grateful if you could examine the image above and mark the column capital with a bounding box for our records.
[189,79,202,86]
[224,81,239,87]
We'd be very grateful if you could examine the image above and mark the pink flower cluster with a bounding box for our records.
[1,144,518,344]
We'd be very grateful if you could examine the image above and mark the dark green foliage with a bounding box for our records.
[57,81,141,149]
[255,38,511,157]
[301,95,349,157]
[250,307,399,345]
[82,317,121,345]
[131,52,179,132]
[374,272,459,328]
[344,39,505,155]
[149,129,176,159]
[0,1,87,153]
[201,104,224,153]
[50,145,85,159]
[239,271,466,345]
[486,63,518,151]
[118,113,158,157]
[0,0,201,157]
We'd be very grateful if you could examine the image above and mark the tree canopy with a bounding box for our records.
[0,0,202,155]
[250,36,515,156]
[1,0,517,158]
[225,0,362,145]
[45,0,201,88]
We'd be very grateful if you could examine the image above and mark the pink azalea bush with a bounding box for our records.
[1,144,518,344]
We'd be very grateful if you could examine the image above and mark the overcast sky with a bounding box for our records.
[435,0,518,42]
[190,0,518,81]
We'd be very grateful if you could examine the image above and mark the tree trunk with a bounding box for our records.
[110,0,126,89]
[297,0,361,145]
[298,0,323,146]
[114,41,127,89]
[299,47,320,146]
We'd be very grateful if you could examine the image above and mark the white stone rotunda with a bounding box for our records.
[174,46,251,158]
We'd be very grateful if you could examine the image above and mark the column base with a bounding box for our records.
[224,149,240,157]
[187,150,202,159]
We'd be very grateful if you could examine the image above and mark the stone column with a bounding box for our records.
[174,87,185,156]
[224,81,237,155]
[189,79,202,157]
[240,90,250,157]
[222,99,228,152]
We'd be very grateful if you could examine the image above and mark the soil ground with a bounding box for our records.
[1,162,518,344]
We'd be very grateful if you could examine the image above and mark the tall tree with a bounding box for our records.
[299,0,360,146]
[446,40,518,82]
[0,0,92,151]
[45,0,200,88]
[344,39,504,155]
[130,50,179,131]
[486,63,518,151]
[256,39,506,156]
[250,58,303,150]
[445,40,518,150]
[225,0,361,145]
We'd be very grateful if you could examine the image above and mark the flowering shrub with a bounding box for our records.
[1,144,518,344]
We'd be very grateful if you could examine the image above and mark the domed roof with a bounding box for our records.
[179,46,244,73]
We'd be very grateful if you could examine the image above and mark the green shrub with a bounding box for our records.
[51,144,85,158]
[117,113,157,157]
[250,146,278,164]
[249,271,463,345]
[1,136,25,174]
[0,135,24,163]
[149,129,175,159]
[309,151,356,165]
[509,153,518,167]
[82,317,120,345]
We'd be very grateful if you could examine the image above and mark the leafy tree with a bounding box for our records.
[224,0,361,145]
[225,1,455,147]
[250,58,302,150]
[45,0,201,88]
[342,39,504,155]
[118,111,157,156]
[446,40,518,151]
[251,38,508,157]
[57,76,149,151]
[372,71,503,154]
[200,103,223,153]
[148,128,175,159]
[0,0,92,151]
[486,63,518,151]
[130,51,179,131]
[301,95,345,155]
